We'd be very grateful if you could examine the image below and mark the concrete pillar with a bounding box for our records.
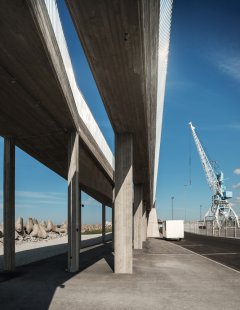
[114,133,133,274]
[142,202,147,243]
[79,190,82,245]
[133,184,143,249]
[3,138,15,271]
[147,207,160,238]
[68,132,80,272]
[102,204,106,243]
[112,203,114,250]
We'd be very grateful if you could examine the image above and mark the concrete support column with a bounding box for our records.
[133,184,143,249]
[79,190,82,245]
[142,202,147,243]
[114,133,133,274]
[112,203,114,250]
[3,138,15,271]
[68,132,80,272]
[102,204,106,243]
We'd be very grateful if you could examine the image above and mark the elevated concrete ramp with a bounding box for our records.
[0,0,113,204]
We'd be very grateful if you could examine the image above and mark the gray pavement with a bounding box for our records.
[0,238,240,310]
[174,232,240,271]
[0,233,112,269]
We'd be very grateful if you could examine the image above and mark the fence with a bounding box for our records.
[184,221,240,239]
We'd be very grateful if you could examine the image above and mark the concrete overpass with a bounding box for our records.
[0,0,173,274]
[66,0,173,273]
[0,0,114,272]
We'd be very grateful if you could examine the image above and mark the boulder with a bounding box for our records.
[15,231,20,240]
[52,224,60,233]
[33,218,38,225]
[40,220,47,229]
[30,224,40,237]
[26,218,34,235]
[0,224,3,237]
[38,225,47,239]
[15,217,23,233]
[46,220,54,232]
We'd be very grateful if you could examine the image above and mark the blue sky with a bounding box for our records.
[157,0,240,220]
[1,0,240,223]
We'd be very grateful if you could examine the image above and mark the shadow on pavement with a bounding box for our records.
[0,242,113,310]
[0,233,112,270]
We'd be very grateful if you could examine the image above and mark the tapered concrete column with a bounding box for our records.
[142,202,147,243]
[112,203,114,250]
[133,184,143,249]
[79,190,82,245]
[102,204,106,243]
[147,206,160,237]
[68,132,80,272]
[114,133,133,274]
[3,138,15,271]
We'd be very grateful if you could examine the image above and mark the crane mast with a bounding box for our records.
[189,122,239,228]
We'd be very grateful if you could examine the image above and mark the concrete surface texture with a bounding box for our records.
[1,238,240,310]
[66,0,162,208]
[114,133,133,273]
[147,208,160,237]
[133,184,143,249]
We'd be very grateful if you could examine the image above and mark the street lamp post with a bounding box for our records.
[171,196,174,220]
[184,184,188,221]
[200,205,202,221]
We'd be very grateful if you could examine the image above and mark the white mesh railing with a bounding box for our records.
[44,0,114,169]
[153,0,173,201]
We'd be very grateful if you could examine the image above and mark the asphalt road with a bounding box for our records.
[173,232,240,272]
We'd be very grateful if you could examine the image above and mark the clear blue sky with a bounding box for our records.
[157,0,240,220]
[1,0,240,223]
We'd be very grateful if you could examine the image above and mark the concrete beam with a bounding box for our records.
[3,138,15,271]
[114,133,133,274]
[102,204,106,243]
[68,132,80,272]
[133,184,143,249]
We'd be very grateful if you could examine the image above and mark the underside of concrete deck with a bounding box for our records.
[66,0,161,208]
[1,238,240,310]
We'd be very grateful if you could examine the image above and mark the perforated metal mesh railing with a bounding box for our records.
[44,0,114,169]
[153,0,173,202]
[184,221,240,239]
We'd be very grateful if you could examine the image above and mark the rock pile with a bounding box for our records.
[0,218,67,243]
[81,223,112,234]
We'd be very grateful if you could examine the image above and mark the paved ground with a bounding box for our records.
[0,237,240,310]
[0,233,112,269]
[174,232,240,271]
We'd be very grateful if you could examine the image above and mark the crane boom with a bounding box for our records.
[189,122,222,196]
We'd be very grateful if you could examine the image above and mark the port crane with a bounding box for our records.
[189,122,239,228]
